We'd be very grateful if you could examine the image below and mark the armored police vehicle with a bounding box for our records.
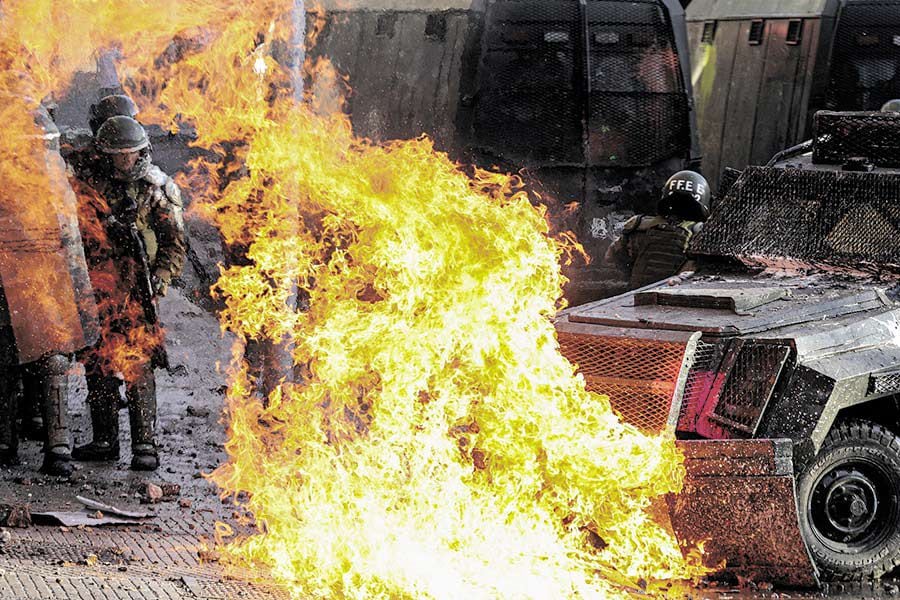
[557,110,900,586]
[688,0,900,189]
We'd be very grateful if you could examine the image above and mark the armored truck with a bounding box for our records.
[688,0,900,190]
[557,111,900,586]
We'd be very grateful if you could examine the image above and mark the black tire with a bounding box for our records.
[797,420,900,580]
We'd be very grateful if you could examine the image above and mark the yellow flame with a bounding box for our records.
[2,1,705,597]
[74,182,165,382]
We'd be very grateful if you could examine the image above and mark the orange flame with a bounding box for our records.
[73,182,164,382]
[3,1,705,597]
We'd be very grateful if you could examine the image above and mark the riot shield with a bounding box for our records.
[0,107,99,365]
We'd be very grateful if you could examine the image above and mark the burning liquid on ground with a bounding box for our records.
[3,1,703,597]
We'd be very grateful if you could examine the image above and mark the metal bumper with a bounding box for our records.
[668,438,819,588]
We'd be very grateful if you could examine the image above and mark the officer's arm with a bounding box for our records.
[678,222,704,275]
[150,177,187,286]
[604,215,642,271]
[604,235,632,271]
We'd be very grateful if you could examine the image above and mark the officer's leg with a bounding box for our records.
[0,368,18,465]
[19,365,45,440]
[72,362,121,462]
[38,354,73,476]
[126,366,158,471]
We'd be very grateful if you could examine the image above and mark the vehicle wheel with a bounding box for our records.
[797,420,900,580]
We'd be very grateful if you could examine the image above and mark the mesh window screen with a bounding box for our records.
[471,0,690,168]
[585,0,690,166]
[472,1,584,164]
[558,332,687,433]
[827,1,900,111]
[813,110,900,166]
[711,343,790,436]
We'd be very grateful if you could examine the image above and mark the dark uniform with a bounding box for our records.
[606,215,703,289]
[72,116,186,471]
[605,170,711,290]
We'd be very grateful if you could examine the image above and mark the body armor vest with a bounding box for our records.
[629,218,696,288]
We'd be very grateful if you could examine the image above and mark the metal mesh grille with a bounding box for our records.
[586,0,690,166]
[712,167,742,212]
[827,1,900,111]
[472,0,690,167]
[473,1,584,164]
[813,111,900,166]
[677,339,717,429]
[869,372,900,394]
[691,166,900,272]
[558,332,686,433]
[711,343,790,435]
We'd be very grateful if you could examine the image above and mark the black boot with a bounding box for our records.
[128,369,158,471]
[0,370,18,466]
[40,448,73,476]
[72,374,121,461]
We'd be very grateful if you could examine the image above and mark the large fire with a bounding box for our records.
[2,1,703,597]
[73,180,166,382]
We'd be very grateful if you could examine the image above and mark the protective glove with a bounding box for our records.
[152,268,171,297]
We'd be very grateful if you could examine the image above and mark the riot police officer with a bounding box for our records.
[605,170,711,290]
[0,103,101,476]
[72,115,186,471]
[12,95,142,447]
[882,99,900,113]
[62,94,139,169]
[89,94,139,135]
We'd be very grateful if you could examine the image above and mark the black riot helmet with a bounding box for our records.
[89,94,139,135]
[94,115,150,154]
[658,170,711,222]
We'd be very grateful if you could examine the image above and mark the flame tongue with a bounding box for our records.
[2,1,701,596]
[202,72,694,600]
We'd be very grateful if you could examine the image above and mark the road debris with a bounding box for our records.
[75,495,150,519]
[2,505,31,528]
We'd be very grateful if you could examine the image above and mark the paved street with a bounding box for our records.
[0,290,288,599]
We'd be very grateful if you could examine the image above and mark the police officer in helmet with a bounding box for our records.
[62,94,141,173]
[94,115,153,181]
[73,115,186,471]
[606,170,711,290]
[89,94,139,136]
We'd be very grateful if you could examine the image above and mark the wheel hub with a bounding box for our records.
[810,461,892,550]
[823,473,878,535]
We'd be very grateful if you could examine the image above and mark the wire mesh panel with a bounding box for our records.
[558,332,688,433]
[691,166,900,272]
[585,0,690,166]
[712,167,742,212]
[869,371,900,394]
[472,0,584,165]
[827,1,900,111]
[710,342,791,435]
[471,0,691,168]
[676,338,719,432]
[813,110,900,166]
